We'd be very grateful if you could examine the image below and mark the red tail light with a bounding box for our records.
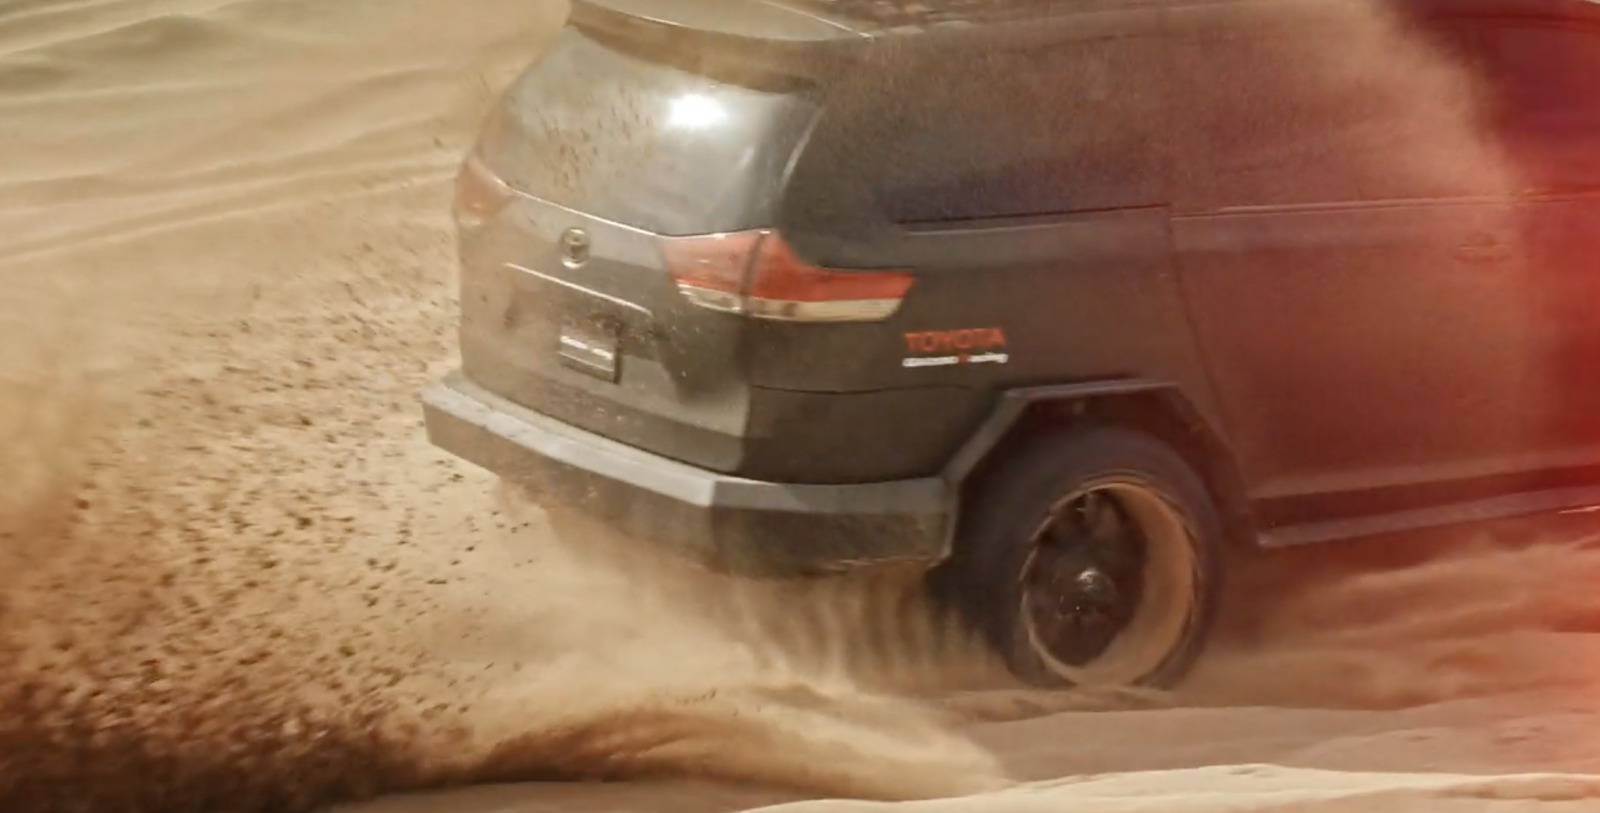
[453,154,515,230]
[659,230,914,322]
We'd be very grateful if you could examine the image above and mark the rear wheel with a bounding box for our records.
[933,425,1224,688]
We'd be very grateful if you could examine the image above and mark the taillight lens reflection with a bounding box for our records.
[660,230,914,323]
[453,154,515,231]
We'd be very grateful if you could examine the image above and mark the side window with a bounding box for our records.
[867,35,1175,224]
[1166,10,1512,208]
[1475,22,1600,193]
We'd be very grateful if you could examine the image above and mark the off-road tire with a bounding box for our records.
[932,425,1224,689]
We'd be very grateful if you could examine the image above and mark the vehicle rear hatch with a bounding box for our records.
[455,0,926,476]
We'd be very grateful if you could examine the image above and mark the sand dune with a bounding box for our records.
[753,767,1600,813]
[3,0,1600,812]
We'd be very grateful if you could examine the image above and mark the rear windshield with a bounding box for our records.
[475,26,819,236]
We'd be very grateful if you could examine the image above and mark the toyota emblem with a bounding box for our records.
[559,227,591,269]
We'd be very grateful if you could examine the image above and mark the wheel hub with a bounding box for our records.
[1023,491,1148,667]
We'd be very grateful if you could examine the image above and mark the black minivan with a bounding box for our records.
[424,0,1600,688]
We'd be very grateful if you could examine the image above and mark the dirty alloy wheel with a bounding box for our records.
[933,425,1224,689]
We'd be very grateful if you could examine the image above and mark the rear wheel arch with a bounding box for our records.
[941,381,1257,553]
[929,381,1251,688]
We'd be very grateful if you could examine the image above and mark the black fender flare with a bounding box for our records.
[934,379,1256,559]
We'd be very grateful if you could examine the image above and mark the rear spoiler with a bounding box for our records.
[569,0,867,75]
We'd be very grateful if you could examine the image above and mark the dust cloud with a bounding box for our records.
[1183,527,1600,711]
[0,0,1597,813]
[0,207,1016,811]
[0,231,1014,813]
[0,0,1010,806]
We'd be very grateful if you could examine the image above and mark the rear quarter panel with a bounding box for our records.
[769,212,1218,407]
[762,14,1225,430]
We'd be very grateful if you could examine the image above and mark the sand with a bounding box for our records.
[2,0,1600,812]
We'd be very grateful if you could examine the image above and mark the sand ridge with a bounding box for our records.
[2,0,1600,812]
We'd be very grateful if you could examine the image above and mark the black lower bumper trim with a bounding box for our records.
[421,370,952,574]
